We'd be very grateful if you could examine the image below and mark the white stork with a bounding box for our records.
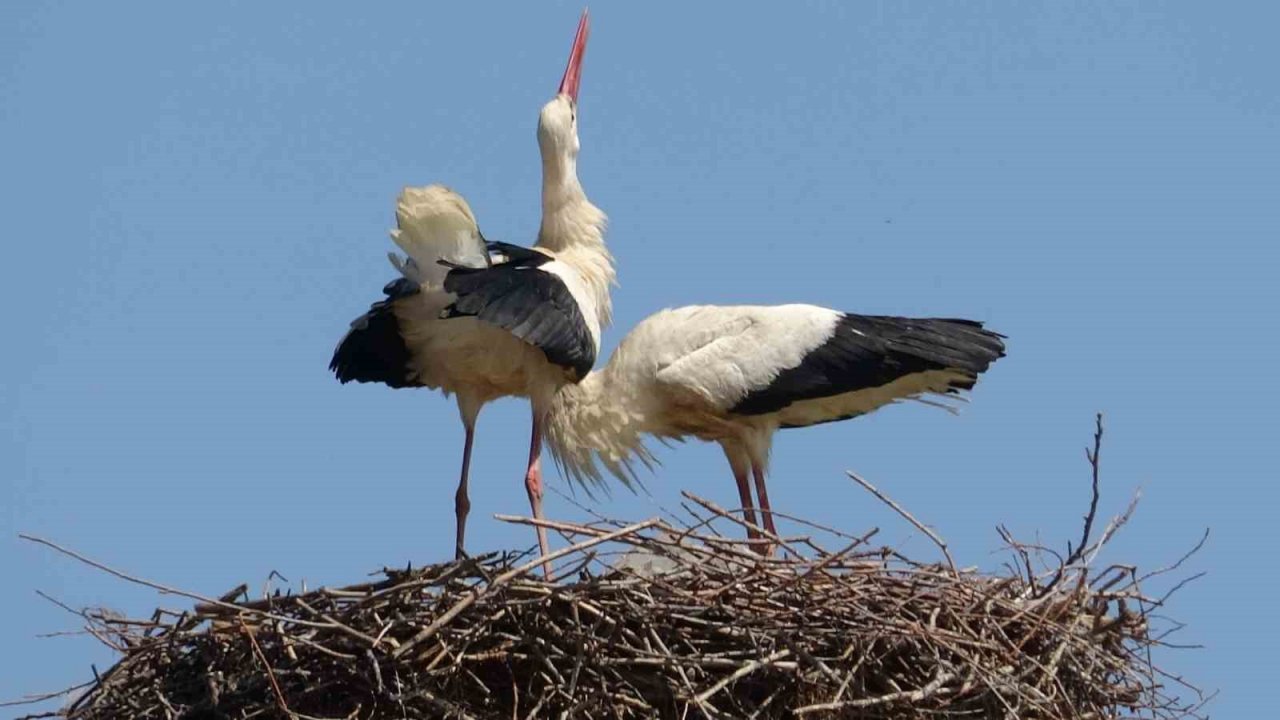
[543,305,1006,550]
[330,10,612,564]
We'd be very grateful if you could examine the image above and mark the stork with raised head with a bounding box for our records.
[329,10,612,564]
[543,305,1006,550]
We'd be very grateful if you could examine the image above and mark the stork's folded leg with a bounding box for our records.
[454,422,476,560]
[751,463,778,555]
[524,409,552,578]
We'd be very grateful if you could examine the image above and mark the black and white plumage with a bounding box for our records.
[329,230,598,393]
[330,7,610,570]
[731,314,999,419]
[544,304,1006,549]
[441,243,596,379]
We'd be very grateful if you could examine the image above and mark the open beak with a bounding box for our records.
[557,9,590,103]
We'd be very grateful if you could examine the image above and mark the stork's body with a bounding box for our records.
[330,11,610,564]
[545,304,1006,548]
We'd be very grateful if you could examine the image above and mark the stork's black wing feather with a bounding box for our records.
[329,279,423,388]
[732,314,1006,416]
[442,258,596,381]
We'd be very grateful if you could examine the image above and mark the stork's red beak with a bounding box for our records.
[557,9,590,103]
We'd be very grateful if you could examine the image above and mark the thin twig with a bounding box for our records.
[847,471,957,574]
[18,535,337,631]
[239,617,292,718]
[692,649,792,704]
[0,681,96,708]
[1066,413,1104,566]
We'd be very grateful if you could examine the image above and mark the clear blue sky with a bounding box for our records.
[2,2,1275,715]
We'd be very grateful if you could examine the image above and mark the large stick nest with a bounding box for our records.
[15,420,1207,719]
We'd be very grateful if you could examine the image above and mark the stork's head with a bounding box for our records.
[537,9,589,164]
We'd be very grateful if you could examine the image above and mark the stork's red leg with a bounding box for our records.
[453,422,476,560]
[722,445,763,551]
[751,463,778,555]
[524,408,552,577]
[732,466,762,546]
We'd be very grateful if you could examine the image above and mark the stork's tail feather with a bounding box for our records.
[879,316,1007,390]
[329,281,423,389]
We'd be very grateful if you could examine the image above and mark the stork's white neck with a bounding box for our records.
[544,370,655,492]
[539,153,582,208]
[537,154,615,330]
[538,155,602,250]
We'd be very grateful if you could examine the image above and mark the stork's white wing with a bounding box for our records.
[643,305,842,410]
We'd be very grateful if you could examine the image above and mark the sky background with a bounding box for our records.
[2,1,1276,715]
